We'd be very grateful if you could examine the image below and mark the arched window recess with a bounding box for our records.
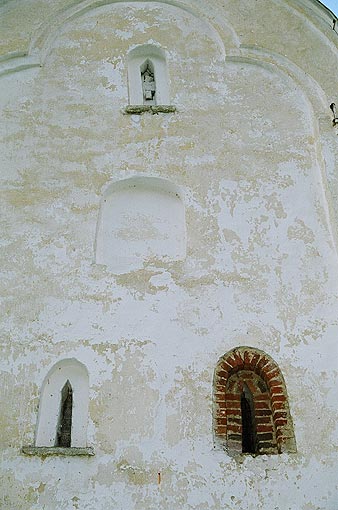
[22,359,94,457]
[125,44,175,114]
[213,347,296,456]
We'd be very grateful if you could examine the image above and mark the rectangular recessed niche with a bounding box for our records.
[95,177,186,274]
[125,43,175,113]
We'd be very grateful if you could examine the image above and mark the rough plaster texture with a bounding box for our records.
[1,1,338,509]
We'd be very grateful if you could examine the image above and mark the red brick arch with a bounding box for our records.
[213,347,296,455]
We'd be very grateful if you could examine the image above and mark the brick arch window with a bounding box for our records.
[213,347,296,455]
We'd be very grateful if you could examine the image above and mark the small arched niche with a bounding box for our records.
[95,177,186,274]
[127,44,170,106]
[35,359,89,448]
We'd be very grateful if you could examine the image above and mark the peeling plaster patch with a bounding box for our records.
[0,470,39,509]
[90,345,158,448]
[288,219,315,244]
[116,459,153,485]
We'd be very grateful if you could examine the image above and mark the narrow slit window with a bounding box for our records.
[55,380,73,447]
[241,384,256,454]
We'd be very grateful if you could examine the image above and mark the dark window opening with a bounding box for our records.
[241,384,256,454]
[55,380,73,447]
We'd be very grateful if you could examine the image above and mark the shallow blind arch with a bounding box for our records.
[127,44,170,105]
[213,347,296,455]
[35,359,89,447]
[95,177,186,274]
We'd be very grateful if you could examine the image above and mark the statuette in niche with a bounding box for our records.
[141,61,156,104]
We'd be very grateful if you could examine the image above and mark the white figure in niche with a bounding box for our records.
[128,46,170,105]
[141,60,156,104]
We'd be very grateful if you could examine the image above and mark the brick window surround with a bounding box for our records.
[213,347,296,455]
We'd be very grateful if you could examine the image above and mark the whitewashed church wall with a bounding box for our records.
[1,1,338,509]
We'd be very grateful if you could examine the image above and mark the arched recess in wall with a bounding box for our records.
[27,0,232,64]
[226,49,338,261]
[95,176,186,274]
[127,45,170,106]
[35,359,89,447]
[213,347,296,455]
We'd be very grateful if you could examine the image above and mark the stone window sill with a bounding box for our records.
[21,446,94,456]
[123,105,176,115]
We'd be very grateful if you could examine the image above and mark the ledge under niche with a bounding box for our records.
[123,105,176,114]
[21,446,94,456]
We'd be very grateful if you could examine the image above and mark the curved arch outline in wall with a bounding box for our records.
[225,46,338,264]
[20,0,232,67]
[233,46,327,113]
[1,0,336,76]
[35,358,89,448]
[0,1,232,75]
[213,346,297,455]
[94,176,187,274]
[1,3,337,263]
[271,0,338,44]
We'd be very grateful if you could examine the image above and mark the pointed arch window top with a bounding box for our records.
[22,358,93,456]
[125,44,175,115]
[55,380,73,448]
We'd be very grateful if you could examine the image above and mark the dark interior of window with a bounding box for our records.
[55,380,73,447]
[241,384,256,454]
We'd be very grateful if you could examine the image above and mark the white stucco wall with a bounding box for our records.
[1,1,338,509]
